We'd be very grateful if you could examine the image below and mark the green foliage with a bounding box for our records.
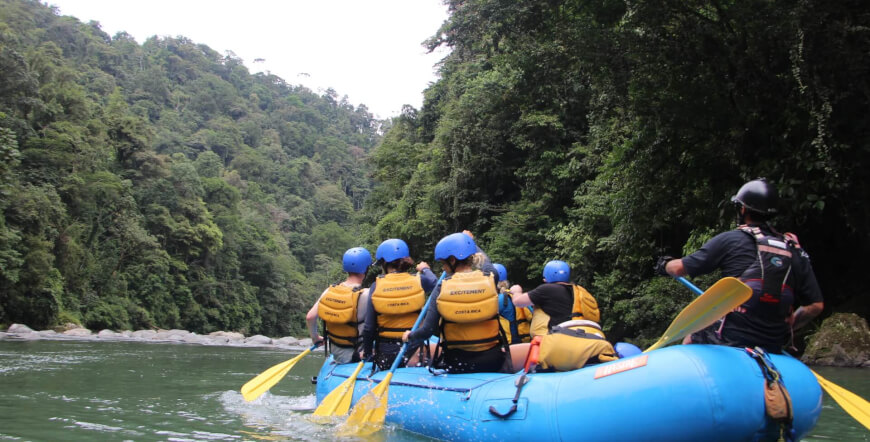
[0,0,380,336]
[363,0,870,345]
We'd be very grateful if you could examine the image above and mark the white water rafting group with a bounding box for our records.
[241,180,869,440]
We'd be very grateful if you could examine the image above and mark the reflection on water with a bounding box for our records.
[0,339,865,441]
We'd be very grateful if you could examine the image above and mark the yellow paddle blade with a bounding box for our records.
[645,277,751,352]
[312,361,366,418]
[241,348,311,401]
[336,372,393,437]
[813,369,870,430]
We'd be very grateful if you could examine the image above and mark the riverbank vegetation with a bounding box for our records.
[1,0,868,348]
[0,0,379,336]
[363,0,870,347]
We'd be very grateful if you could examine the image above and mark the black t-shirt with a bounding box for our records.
[681,225,823,349]
[527,283,574,328]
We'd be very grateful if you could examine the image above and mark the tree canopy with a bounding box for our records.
[0,0,379,336]
[363,0,869,346]
[1,0,867,348]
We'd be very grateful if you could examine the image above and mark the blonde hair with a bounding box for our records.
[471,252,486,270]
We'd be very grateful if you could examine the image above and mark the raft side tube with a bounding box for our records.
[313,346,822,441]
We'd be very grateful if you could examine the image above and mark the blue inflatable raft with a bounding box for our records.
[315,345,822,441]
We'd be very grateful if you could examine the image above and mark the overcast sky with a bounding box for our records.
[47,0,451,118]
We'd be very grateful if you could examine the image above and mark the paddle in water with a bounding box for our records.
[812,369,870,430]
[644,276,752,352]
[241,343,319,402]
[311,360,366,418]
[674,276,870,430]
[337,272,446,436]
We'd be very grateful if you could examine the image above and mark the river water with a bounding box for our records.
[0,340,866,441]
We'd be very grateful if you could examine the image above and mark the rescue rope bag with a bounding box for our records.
[317,284,362,348]
[746,347,795,442]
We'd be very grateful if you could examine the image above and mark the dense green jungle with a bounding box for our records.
[1,0,868,348]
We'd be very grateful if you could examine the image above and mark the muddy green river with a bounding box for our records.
[0,340,866,441]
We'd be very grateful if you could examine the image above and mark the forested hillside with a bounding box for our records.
[0,0,380,336]
[364,0,870,346]
[2,0,868,347]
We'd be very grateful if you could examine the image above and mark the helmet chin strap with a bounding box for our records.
[735,204,747,225]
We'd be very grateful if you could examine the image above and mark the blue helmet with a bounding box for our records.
[615,342,642,359]
[343,247,372,273]
[543,260,570,282]
[375,238,410,263]
[434,233,477,261]
[493,263,508,283]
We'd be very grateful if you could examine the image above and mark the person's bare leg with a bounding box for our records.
[509,343,531,372]
[406,342,438,366]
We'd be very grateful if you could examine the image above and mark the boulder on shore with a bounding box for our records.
[98,329,120,338]
[244,335,272,345]
[63,328,92,336]
[132,330,157,339]
[2,323,309,351]
[8,324,34,334]
[274,336,299,346]
[802,313,870,367]
[156,329,190,340]
[209,331,245,341]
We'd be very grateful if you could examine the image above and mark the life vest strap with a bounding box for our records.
[377,326,411,333]
[550,325,607,341]
[746,347,795,441]
[441,335,500,347]
[325,329,359,348]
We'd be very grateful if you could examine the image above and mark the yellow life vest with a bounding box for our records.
[437,270,501,352]
[515,304,533,343]
[499,289,532,344]
[370,272,426,340]
[317,284,362,348]
[528,284,601,339]
[530,308,550,338]
[572,284,600,322]
[537,320,618,371]
[499,316,512,344]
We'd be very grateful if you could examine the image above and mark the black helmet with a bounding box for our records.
[731,178,778,214]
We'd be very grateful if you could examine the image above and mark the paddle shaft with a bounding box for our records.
[339,272,447,435]
[677,276,704,296]
[387,271,446,373]
[241,343,319,401]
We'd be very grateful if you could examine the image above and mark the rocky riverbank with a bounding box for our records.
[5,314,869,367]
[801,313,870,368]
[0,323,312,351]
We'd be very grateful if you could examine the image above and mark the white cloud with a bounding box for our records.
[48,0,450,118]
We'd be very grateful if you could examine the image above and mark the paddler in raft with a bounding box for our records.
[655,178,824,354]
[402,231,513,374]
[306,247,373,364]
[493,263,533,344]
[509,260,618,372]
[361,238,439,370]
